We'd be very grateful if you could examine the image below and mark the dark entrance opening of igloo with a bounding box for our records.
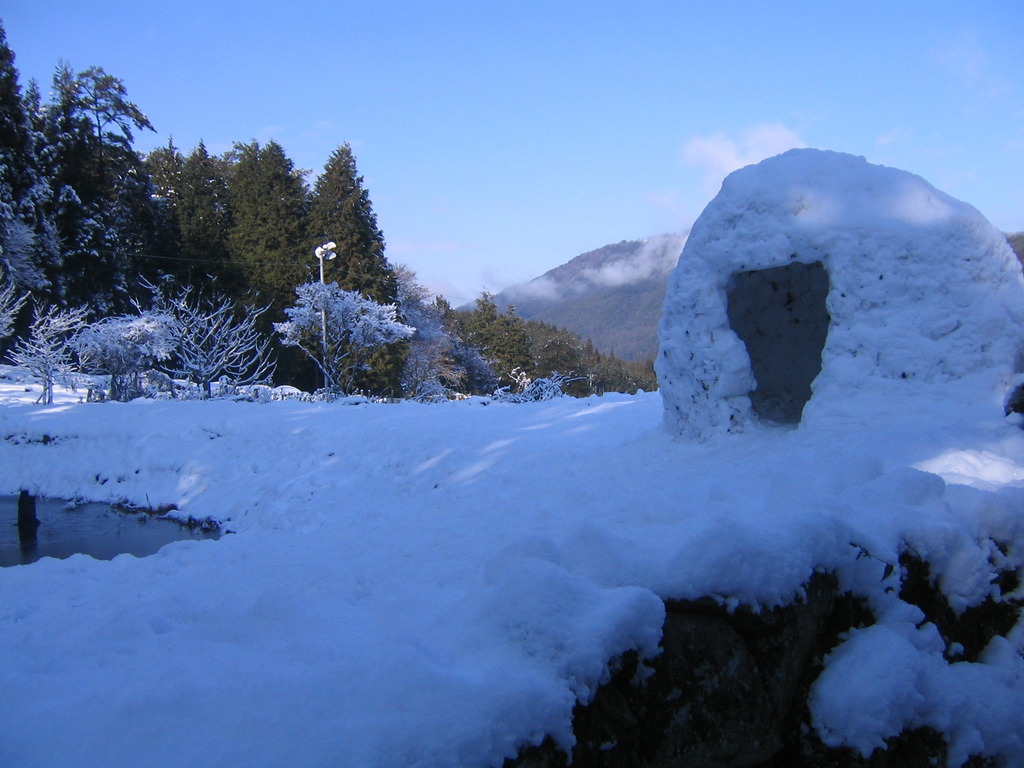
[726,260,830,423]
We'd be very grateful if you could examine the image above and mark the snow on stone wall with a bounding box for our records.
[657,148,1024,439]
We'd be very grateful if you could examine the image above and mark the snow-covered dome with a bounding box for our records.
[657,148,1024,439]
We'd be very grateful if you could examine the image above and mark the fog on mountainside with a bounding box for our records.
[494,234,686,361]
[493,231,1024,364]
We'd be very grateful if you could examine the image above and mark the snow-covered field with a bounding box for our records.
[0,365,1022,767]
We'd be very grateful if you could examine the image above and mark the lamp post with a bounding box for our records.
[315,242,337,389]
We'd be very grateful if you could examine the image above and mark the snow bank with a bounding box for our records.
[0,369,1021,765]
[658,148,1024,439]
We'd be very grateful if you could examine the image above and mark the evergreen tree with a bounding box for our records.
[42,62,111,224]
[179,141,237,291]
[144,139,238,291]
[144,139,183,201]
[433,295,497,395]
[142,139,183,282]
[0,23,47,294]
[36,62,156,312]
[225,140,311,387]
[30,63,94,307]
[444,293,656,398]
[75,66,152,186]
[525,319,590,396]
[108,155,166,295]
[451,292,533,390]
[589,352,657,395]
[0,25,33,205]
[14,79,61,296]
[226,140,309,310]
[307,143,396,304]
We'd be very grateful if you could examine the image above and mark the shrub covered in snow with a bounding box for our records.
[493,368,580,403]
[72,311,177,401]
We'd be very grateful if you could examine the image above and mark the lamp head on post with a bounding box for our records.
[315,242,337,283]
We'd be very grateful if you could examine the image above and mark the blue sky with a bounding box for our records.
[3,1,1022,302]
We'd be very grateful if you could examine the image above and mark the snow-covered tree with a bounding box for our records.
[395,265,465,400]
[426,295,498,395]
[7,303,87,404]
[72,311,176,401]
[0,266,27,340]
[35,62,156,313]
[305,144,405,395]
[0,24,49,295]
[156,286,276,398]
[402,333,464,401]
[275,281,413,396]
[0,217,46,291]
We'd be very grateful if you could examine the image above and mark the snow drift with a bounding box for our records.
[658,148,1024,439]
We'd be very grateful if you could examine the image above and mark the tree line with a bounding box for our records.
[0,24,655,401]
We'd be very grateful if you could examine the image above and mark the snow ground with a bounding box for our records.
[0,367,1022,767]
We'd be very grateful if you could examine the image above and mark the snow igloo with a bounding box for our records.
[657,149,1024,439]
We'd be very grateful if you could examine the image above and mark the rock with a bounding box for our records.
[898,549,1020,662]
[506,554,1020,768]
[507,573,842,768]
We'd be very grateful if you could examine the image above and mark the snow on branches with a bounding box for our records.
[492,368,581,403]
[8,304,88,404]
[394,266,468,401]
[154,286,276,398]
[0,267,28,340]
[72,311,177,401]
[275,281,413,396]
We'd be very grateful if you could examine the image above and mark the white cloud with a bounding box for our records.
[579,233,685,289]
[933,31,1013,102]
[508,276,563,301]
[303,120,342,137]
[505,233,687,303]
[682,123,806,197]
[876,127,915,147]
[935,31,989,83]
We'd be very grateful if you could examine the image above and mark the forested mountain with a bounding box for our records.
[493,234,685,361]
